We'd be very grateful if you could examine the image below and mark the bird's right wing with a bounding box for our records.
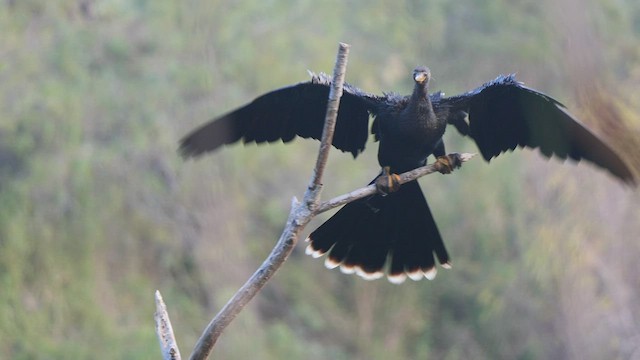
[438,75,636,185]
[179,72,382,158]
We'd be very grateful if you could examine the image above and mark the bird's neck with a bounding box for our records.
[409,83,434,115]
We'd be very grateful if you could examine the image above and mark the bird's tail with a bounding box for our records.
[306,180,451,283]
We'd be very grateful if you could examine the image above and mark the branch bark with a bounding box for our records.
[155,290,182,360]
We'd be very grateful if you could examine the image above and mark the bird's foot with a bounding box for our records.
[375,166,402,195]
[434,153,463,174]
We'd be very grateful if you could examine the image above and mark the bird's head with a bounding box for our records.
[413,66,431,85]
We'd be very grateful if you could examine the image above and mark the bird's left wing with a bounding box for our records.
[438,75,636,185]
[179,72,382,158]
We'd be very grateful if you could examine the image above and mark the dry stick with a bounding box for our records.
[179,43,476,360]
[155,290,182,360]
[155,154,475,360]
[187,42,351,360]
[310,43,351,191]
[183,152,475,360]
[315,153,476,214]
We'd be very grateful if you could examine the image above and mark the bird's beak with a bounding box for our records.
[414,72,428,83]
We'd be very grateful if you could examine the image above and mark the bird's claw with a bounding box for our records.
[375,166,401,195]
[435,153,463,174]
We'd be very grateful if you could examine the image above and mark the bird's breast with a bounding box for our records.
[376,111,445,172]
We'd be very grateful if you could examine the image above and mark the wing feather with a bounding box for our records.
[179,73,381,158]
[439,75,635,185]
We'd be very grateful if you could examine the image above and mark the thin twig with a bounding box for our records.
[187,42,351,360]
[315,153,476,213]
[310,42,351,193]
[155,290,182,360]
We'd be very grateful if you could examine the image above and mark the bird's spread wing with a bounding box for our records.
[179,72,382,158]
[438,75,636,185]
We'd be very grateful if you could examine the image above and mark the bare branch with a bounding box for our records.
[177,43,475,360]
[189,198,308,360]
[310,42,351,192]
[188,42,351,360]
[155,290,182,360]
[315,153,476,214]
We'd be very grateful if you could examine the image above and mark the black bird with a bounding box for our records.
[180,67,636,283]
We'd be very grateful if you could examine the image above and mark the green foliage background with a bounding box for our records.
[1,0,639,359]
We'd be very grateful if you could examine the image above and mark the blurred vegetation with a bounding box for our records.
[1,0,639,359]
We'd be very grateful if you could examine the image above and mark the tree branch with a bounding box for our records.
[187,42,351,360]
[185,152,475,360]
[310,43,351,191]
[315,153,476,214]
[155,290,182,360]
[160,43,475,360]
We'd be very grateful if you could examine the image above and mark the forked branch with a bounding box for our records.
[155,43,475,360]
[186,42,351,360]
